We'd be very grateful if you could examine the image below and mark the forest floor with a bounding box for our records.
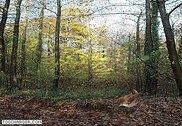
[0,95,182,126]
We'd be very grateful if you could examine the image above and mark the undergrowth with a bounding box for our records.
[0,87,128,102]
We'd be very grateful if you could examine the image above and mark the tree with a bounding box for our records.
[9,0,23,90]
[144,0,157,95]
[127,34,135,91]
[0,0,11,73]
[87,37,93,82]
[156,0,182,96]
[144,0,159,95]
[150,0,160,94]
[20,0,29,86]
[36,0,45,71]
[135,11,143,92]
[53,0,61,89]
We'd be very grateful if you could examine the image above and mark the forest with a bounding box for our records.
[0,0,182,125]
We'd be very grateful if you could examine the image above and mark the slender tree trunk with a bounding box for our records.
[127,34,134,91]
[36,0,45,71]
[0,0,11,73]
[144,0,157,95]
[135,12,142,92]
[20,21,27,87]
[47,26,52,57]
[53,0,61,89]
[76,44,82,61]
[127,34,132,74]
[20,1,29,87]
[88,39,93,82]
[113,42,117,78]
[136,12,142,57]
[9,0,22,90]
[157,0,182,96]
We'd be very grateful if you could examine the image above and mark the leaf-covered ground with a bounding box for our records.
[0,96,182,126]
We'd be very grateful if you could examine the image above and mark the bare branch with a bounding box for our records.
[88,3,144,15]
[168,2,182,16]
[91,12,142,16]
[44,6,57,15]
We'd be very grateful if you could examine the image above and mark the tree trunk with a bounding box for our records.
[53,0,61,89]
[149,0,160,94]
[127,34,134,91]
[179,36,182,57]
[0,0,11,73]
[47,26,52,57]
[144,0,157,95]
[136,12,142,57]
[36,0,45,71]
[113,42,117,78]
[20,21,27,88]
[135,12,142,92]
[20,1,29,87]
[88,38,93,82]
[76,44,82,61]
[127,34,132,74]
[157,0,182,96]
[9,0,22,90]
[151,0,160,51]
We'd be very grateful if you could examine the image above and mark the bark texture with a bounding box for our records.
[144,0,158,95]
[0,0,11,73]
